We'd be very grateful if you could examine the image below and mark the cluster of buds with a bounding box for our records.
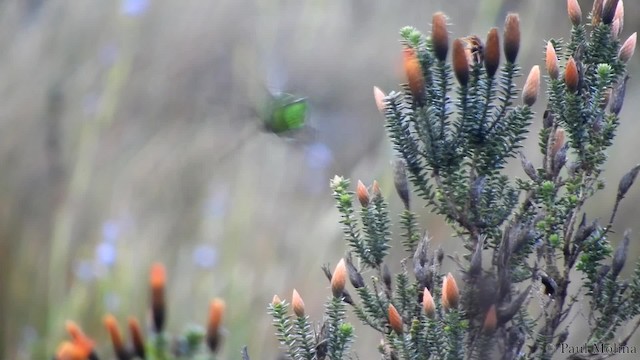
[54,262,226,359]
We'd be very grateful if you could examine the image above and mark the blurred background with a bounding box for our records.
[0,0,638,359]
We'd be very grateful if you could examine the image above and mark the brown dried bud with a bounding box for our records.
[206,298,226,353]
[567,0,582,26]
[546,42,559,80]
[431,12,449,61]
[442,273,460,310]
[291,289,305,317]
[552,127,566,158]
[592,0,604,25]
[331,259,347,297]
[356,180,370,207]
[422,288,436,318]
[602,0,619,24]
[127,317,146,360]
[617,164,640,201]
[520,152,538,181]
[484,28,500,78]
[403,48,425,102]
[103,314,127,360]
[618,32,636,63]
[503,13,520,63]
[522,65,540,106]
[452,38,469,86]
[483,305,498,332]
[150,262,166,333]
[611,230,630,278]
[373,86,386,114]
[387,304,403,334]
[564,57,579,92]
[392,159,410,209]
[345,253,365,288]
[272,294,282,306]
[382,263,392,291]
[610,75,629,115]
[371,180,381,199]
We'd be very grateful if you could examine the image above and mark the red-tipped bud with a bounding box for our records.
[127,317,146,360]
[431,12,449,61]
[150,262,166,333]
[103,314,127,360]
[484,28,500,78]
[206,298,225,353]
[503,13,520,63]
[614,0,624,31]
[373,86,386,114]
[387,304,403,334]
[356,180,370,207]
[442,273,460,310]
[291,289,305,317]
[452,38,469,86]
[402,48,425,102]
[546,42,559,80]
[618,32,636,63]
[483,305,498,332]
[564,57,579,93]
[371,180,381,198]
[602,0,619,25]
[331,259,347,297]
[422,288,436,318]
[567,0,582,26]
[523,65,540,106]
[611,19,621,39]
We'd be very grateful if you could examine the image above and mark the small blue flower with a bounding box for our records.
[305,142,333,170]
[192,245,218,269]
[95,242,117,267]
[121,0,149,17]
[74,260,95,282]
[102,220,121,243]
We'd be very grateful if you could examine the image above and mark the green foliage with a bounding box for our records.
[268,2,640,359]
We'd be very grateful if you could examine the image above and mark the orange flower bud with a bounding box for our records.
[522,65,540,106]
[442,273,460,310]
[546,41,559,80]
[356,180,370,207]
[431,12,449,61]
[503,13,520,63]
[127,317,146,360]
[483,305,498,332]
[272,294,282,306]
[55,341,89,360]
[103,314,127,359]
[387,304,403,334]
[484,28,500,78]
[564,57,579,93]
[150,262,166,333]
[422,288,436,318]
[207,298,226,353]
[402,47,425,102]
[618,32,636,63]
[371,180,381,198]
[291,289,305,317]
[64,321,95,355]
[373,86,386,114]
[552,128,566,157]
[331,258,347,297]
[452,38,469,86]
[567,0,582,26]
